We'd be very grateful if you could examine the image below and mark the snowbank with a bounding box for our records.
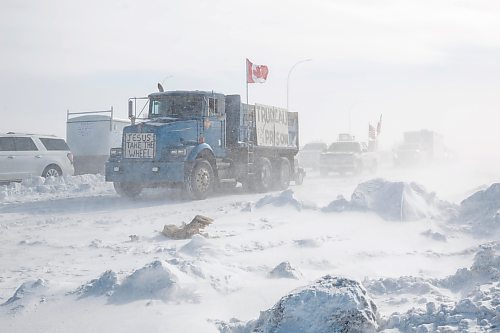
[439,244,500,292]
[220,276,379,333]
[268,261,302,279]
[453,183,500,235]
[323,179,455,222]
[369,245,500,332]
[109,261,178,304]
[255,190,303,210]
[74,270,118,298]
[1,279,48,314]
[0,174,112,203]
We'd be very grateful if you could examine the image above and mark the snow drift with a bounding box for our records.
[453,183,500,235]
[367,244,500,332]
[220,276,379,333]
[323,179,455,221]
[109,260,178,304]
[1,279,48,314]
[0,174,112,202]
[268,261,302,280]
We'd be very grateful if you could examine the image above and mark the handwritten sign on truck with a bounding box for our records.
[124,133,156,158]
[255,104,290,148]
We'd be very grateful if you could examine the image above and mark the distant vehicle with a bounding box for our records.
[394,130,444,166]
[0,133,74,182]
[320,134,377,176]
[106,90,305,199]
[66,108,129,175]
[298,142,327,170]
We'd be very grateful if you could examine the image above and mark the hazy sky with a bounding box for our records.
[1,0,500,156]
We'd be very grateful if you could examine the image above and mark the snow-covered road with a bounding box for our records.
[0,165,498,332]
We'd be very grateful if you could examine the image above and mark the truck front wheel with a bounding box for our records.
[114,182,142,198]
[185,159,214,200]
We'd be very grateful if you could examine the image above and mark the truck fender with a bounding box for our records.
[186,143,215,162]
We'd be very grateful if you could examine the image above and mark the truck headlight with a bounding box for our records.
[169,148,187,156]
[110,148,122,157]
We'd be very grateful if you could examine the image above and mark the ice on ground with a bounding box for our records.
[255,190,303,211]
[221,276,379,333]
[1,279,48,314]
[323,179,456,222]
[74,270,118,298]
[268,261,302,279]
[453,183,500,235]
[109,260,178,304]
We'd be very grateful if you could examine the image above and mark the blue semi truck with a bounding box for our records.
[105,89,305,199]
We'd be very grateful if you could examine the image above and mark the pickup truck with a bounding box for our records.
[319,140,377,176]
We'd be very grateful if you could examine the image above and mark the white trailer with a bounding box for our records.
[66,108,129,175]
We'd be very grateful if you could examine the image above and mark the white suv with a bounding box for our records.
[0,133,74,182]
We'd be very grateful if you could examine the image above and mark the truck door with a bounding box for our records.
[204,97,225,157]
[203,116,225,157]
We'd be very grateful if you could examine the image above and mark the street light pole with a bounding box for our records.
[286,58,312,111]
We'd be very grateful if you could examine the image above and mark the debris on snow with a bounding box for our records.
[225,276,379,333]
[162,215,214,240]
[268,261,302,279]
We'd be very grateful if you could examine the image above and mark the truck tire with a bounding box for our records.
[114,182,142,198]
[42,164,62,178]
[254,157,273,193]
[185,159,214,200]
[275,157,291,190]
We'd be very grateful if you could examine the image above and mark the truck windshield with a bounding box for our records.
[150,95,204,118]
[328,142,361,153]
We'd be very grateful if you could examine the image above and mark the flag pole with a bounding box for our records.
[246,59,249,105]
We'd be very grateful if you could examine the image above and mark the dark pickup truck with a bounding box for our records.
[320,140,378,176]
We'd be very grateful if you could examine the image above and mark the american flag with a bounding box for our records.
[377,114,382,136]
[369,124,377,140]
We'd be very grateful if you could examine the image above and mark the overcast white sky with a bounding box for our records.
[1,0,500,156]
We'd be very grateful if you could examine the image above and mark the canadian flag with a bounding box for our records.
[246,58,269,83]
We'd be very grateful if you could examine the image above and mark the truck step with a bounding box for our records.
[217,162,231,169]
[219,178,237,183]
